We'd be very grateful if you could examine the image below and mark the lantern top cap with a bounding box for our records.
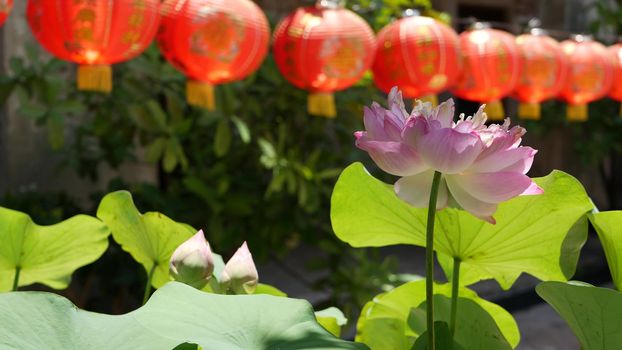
[316,0,345,9]
[470,22,492,30]
[571,34,593,42]
[402,9,421,18]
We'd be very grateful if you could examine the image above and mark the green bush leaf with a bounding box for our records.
[0,207,110,291]
[96,191,196,288]
[18,103,47,120]
[536,281,622,349]
[331,163,593,289]
[315,307,348,337]
[231,115,251,144]
[0,282,368,349]
[588,211,622,290]
[214,119,232,157]
[355,280,519,350]
[46,111,65,150]
[163,137,181,172]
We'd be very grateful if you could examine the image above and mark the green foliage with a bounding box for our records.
[315,307,348,337]
[537,281,622,350]
[0,282,367,349]
[347,0,449,31]
[254,283,288,297]
[409,296,512,350]
[0,207,110,291]
[355,280,519,349]
[96,191,197,288]
[331,163,593,289]
[588,211,622,290]
[412,321,461,350]
[1,40,398,317]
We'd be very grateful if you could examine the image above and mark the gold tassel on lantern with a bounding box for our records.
[484,100,505,121]
[518,102,541,120]
[567,103,588,122]
[307,93,336,118]
[186,81,215,111]
[77,65,112,93]
[419,94,438,107]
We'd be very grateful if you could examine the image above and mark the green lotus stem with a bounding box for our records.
[142,264,157,305]
[425,171,442,350]
[12,266,21,291]
[450,257,461,336]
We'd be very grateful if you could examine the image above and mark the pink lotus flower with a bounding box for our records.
[169,230,215,289]
[220,242,259,294]
[355,88,543,223]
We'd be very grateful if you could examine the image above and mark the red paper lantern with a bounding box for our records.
[158,0,270,110]
[273,0,376,118]
[27,0,161,93]
[451,24,521,121]
[0,0,13,27]
[608,43,622,115]
[513,30,568,120]
[559,35,613,122]
[372,12,461,106]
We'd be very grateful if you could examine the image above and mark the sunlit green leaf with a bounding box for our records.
[315,307,347,337]
[537,281,622,349]
[411,321,461,350]
[588,211,622,290]
[331,163,593,289]
[96,191,196,288]
[409,296,511,350]
[254,283,287,297]
[355,280,519,350]
[0,207,110,291]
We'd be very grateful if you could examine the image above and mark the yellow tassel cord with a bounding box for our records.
[186,81,215,111]
[307,93,337,118]
[518,102,541,120]
[77,65,112,93]
[567,104,588,122]
[484,100,505,121]
[619,103,622,117]
[419,94,438,107]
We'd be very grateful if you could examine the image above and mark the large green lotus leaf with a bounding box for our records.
[355,280,519,350]
[97,191,196,288]
[536,281,622,349]
[0,282,367,349]
[331,163,592,289]
[411,321,463,350]
[0,289,179,349]
[409,295,511,350]
[0,207,110,291]
[588,211,622,290]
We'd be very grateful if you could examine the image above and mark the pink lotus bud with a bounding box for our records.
[356,88,544,223]
[220,242,258,294]
[169,230,214,289]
